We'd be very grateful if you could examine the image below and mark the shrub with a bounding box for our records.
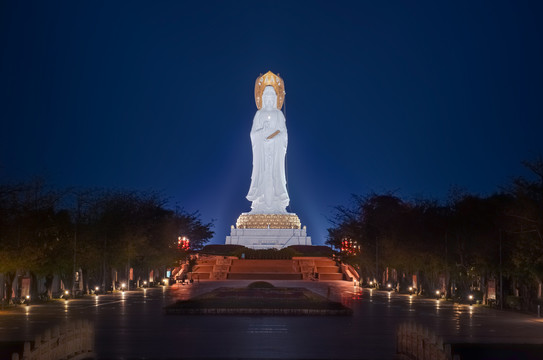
[198,244,334,259]
[506,295,522,310]
[288,245,333,257]
[233,247,298,259]
[199,244,248,255]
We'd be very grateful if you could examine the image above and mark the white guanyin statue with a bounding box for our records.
[225,71,311,247]
[246,84,290,214]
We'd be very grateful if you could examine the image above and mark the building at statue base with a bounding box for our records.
[225,213,312,250]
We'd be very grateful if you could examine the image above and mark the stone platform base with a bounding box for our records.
[225,228,312,250]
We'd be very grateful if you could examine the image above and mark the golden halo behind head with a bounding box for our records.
[254,71,285,110]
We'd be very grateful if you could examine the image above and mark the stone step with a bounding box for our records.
[192,256,347,282]
[230,266,295,273]
[197,259,217,265]
[318,273,344,280]
[230,260,297,273]
[232,259,296,265]
[193,265,214,273]
[191,273,210,280]
[315,260,336,267]
[317,266,341,274]
[227,273,303,280]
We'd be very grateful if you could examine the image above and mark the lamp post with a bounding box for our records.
[70,191,93,298]
[375,237,379,289]
[72,199,80,298]
[499,229,503,310]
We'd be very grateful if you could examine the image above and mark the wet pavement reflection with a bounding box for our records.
[1,281,543,359]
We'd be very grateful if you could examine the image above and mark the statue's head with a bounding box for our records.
[254,71,285,110]
[262,86,277,109]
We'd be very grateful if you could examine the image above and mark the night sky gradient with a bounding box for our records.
[1,1,542,244]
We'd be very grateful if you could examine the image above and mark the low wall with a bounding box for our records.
[11,320,94,360]
[396,323,459,360]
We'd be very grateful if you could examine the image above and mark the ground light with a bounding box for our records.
[121,283,126,292]
[387,283,392,291]
[64,290,69,301]
[408,286,413,294]
[468,294,474,306]
[25,295,30,306]
[435,290,441,300]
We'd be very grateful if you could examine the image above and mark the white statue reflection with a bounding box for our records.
[246,85,289,213]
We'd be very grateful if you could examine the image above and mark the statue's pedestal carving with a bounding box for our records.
[236,213,301,229]
[226,213,312,249]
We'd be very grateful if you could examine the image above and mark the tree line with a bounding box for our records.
[327,158,543,311]
[0,179,213,302]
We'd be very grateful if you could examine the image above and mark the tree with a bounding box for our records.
[504,157,543,307]
[0,179,214,300]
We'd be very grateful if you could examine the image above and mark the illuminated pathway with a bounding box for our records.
[1,281,543,359]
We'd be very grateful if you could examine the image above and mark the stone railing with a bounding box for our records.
[298,260,316,280]
[12,320,94,360]
[396,323,459,360]
[340,264,360,282]
[216,257,233,266]
[212,264,230,280]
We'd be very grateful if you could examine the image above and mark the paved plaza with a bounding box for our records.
[1,280,543,359]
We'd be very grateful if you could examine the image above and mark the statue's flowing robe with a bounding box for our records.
[246,108,289,213]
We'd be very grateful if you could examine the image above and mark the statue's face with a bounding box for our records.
[262,86,277,109]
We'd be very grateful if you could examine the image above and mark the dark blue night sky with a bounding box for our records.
[1,1,542,244]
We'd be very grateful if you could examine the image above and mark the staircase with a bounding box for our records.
[191,256,237,280]
[314,258,344,280]
[228,260,302,280]
[191,256,345,281]
[191,257,218,280]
